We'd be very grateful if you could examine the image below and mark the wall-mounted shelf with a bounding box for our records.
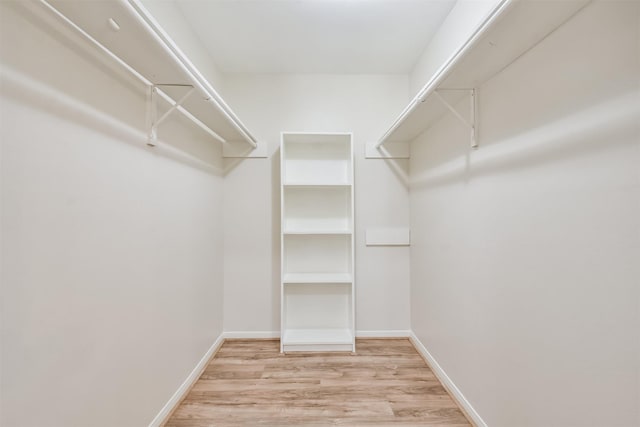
[41,0,262,157]
[369,0,590,157]
[281,133,355,353]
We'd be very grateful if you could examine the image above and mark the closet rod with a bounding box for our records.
[124,0,258,148]
[375,0,513,148]
[37,0,252,148]
[38,0,226,144]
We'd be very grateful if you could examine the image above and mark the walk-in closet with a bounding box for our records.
[1,1,638,426]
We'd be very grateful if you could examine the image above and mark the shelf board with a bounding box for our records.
[283,182,351,188]
[382,0,590,144]
[283,229,352,235]
[45,0,255,145]
[283,273,353,284]
[282,133,352,145]
[282,328,353,345]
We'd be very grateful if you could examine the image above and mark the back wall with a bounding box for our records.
[221,74,412,335]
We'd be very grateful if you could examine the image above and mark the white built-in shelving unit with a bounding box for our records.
[280,133,355,353]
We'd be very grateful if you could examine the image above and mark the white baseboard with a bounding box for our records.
[409,332,487,427]
[356,329,411,338]
[221,330,412,339]
[222,330,280,339]
[148,333,225,427]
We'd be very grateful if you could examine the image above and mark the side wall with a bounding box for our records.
[410,1,639,426]
[221,74,411,336]
[0,3,225,426]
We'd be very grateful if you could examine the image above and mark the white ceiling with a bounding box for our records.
[175,0,456,74]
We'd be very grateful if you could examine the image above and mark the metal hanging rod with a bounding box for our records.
[37,0,256,148]
[124,0,257,148]
[375,0,513,149]
[146,84,226,146]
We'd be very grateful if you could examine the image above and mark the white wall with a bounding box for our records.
[221,74,411,335]
[409,0,502,96]
[410,1,640,426]
[0,2,225,426]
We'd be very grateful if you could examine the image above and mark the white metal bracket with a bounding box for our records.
[147,84,206,147]
[433,88,478,149]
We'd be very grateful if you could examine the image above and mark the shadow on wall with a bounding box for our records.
[381,156,410,189]
[5,1,142,105]
[410,92,640,191]
[1,66,223,177]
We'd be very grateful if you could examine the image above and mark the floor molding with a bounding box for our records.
[222,330,280,339]
[221,330,412,339]
[148,333,225,427]
[409,332,487,427]
[356,329,411,338]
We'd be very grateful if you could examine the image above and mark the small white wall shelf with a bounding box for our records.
[281,133,355,353]
[40,0,262,157]
[365,228,411,246]
[369,0,590,158]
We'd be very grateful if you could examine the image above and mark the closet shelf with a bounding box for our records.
[283,273,353,284]
[283,182,352,188]
[282,329,353,346]
[41,0,258,151]
[375,0,590,149]
[283,229,352,235]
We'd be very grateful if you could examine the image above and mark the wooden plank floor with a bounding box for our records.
[166,338,471,426]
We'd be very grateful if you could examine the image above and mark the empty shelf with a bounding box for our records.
[283,229,352,235]
[379,0,589,145]
[282,328,353,346]
[283,182,351,188]
[283,273,353,284]
[44,0,257,146]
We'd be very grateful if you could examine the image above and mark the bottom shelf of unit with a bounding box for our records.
[281,328,354,352]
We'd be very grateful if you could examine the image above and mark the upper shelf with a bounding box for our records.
[42,0,257,149]
[378,0,590,146]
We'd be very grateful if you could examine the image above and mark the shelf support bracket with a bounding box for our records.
[433,88,478,149]
[147,84,196,147]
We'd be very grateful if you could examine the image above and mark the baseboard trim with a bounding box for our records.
[148,333,225,427]
[356,329,411,338]
[409,332,487,427]
[221,330,412,339]
[222,331,280,339]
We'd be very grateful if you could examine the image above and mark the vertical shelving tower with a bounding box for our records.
[280,133,355,352]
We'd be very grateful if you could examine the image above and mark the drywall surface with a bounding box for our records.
[410,1,640,426]
[409,0,502,96]
[222,74,411,335]
[0,2,224,426]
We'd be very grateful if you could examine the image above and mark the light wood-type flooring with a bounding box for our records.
[166,338,471,426]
